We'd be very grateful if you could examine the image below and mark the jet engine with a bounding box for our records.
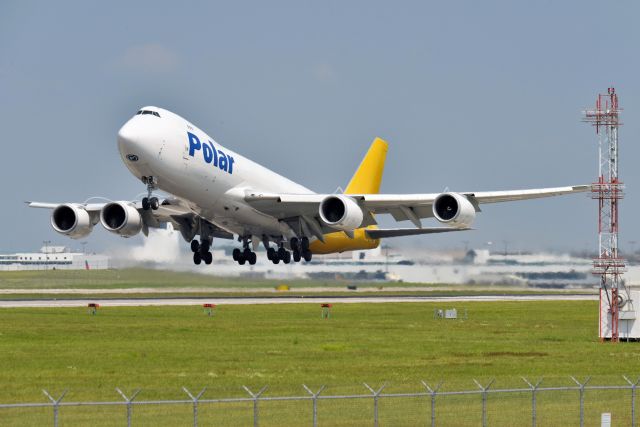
[51,204,94,239]
[100,202,143,237]
[432,192,476,228]
[318,195,364,231]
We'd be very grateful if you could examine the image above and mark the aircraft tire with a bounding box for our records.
[267,248,276,261]
[232,248,241,261]
[203,251,213,265]
[283,251,291,264]
[248,252,257,265]
[190,240,200,253]
[193,252,202,265]
[290,237,299,251]
[293,249,301,262]
[238,256,246,265]
[142,197,150,211]
[301,237,310,251]
[302,250,312,262]
[150,197,160,210]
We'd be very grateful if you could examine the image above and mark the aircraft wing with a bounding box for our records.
[26,197,233,241]
[245,184,589,231]
[27,198,191,225]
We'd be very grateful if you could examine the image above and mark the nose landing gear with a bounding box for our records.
[141,176,159,211]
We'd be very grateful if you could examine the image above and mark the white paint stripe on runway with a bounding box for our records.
[0,294,597,308]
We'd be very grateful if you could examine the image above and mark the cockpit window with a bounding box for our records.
[136,110,161,117]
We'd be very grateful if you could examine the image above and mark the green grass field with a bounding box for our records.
[0,268,290,289]
[0,301,638,426]
[0,268,593,299]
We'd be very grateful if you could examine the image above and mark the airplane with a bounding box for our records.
[28,106,589,266]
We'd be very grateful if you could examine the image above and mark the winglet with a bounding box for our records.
[345,137,388,195]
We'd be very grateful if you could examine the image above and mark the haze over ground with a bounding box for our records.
[1,1,639,254]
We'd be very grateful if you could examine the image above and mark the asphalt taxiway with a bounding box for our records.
[0,294,597,308]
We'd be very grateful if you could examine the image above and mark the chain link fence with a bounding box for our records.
[1,376,639,426]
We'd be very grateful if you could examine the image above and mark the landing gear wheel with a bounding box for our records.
[267,247,276,261]
[150,197,160,210]
[238,255,246,265]
[283,251,291,264]
[302,250,312,262]
[290,237,299,251]
[200,240,210,254]
[272,257,280,264]
[293,249,301,263]
[232,248,241,261]
[277,247,287,260]
[190,240,200,253]
[193,252,202,265]
[142,197,150,211]
[301,237,310,251]
[203,251,213,265]
[248,252,257,265]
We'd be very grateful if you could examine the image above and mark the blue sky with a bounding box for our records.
[1,1,639,254]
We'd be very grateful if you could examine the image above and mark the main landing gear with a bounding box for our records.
[233,237,257,265]
[141,176,159,211]
[191,238,213,265]
[266,237,312,265]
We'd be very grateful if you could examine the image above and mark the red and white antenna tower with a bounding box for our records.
[583,87,626,342]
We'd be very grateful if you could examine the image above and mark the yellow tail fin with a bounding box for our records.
[344,137,388,195]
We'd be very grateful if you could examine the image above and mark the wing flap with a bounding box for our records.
[365,227,470,239]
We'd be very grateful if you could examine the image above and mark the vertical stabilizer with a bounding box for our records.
[344,137,388,194]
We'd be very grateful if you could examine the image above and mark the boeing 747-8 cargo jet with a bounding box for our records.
[29,107,588,266]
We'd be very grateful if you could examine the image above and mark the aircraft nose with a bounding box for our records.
[117,118,154,164]
[117,120,140,153]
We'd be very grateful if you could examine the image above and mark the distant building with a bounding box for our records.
[0,246,109,271]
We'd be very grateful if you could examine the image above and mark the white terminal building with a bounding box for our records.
[0,246,110,271]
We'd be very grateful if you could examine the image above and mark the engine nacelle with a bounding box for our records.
[318,195,364,231]
[100,201,143,237]
[51,204,94,239]
[432,192,476,228]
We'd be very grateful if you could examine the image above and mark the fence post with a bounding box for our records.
[42,389,67,427]
[363,382,386,427]
[522,377,543,427]
[623,375,640,427]
[243,385,268,427]
[183,387,207,427]
[473,379,495,427]
[570,376,590,427]
[421,381,442,427]
[116,388,141,427]
[303,384,326,427]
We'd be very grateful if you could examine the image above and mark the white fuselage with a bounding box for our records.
[117,107,313,239]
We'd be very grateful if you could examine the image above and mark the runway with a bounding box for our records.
[0,294,597,308]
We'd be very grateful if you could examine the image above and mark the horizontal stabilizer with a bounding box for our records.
[365,227,470,239]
